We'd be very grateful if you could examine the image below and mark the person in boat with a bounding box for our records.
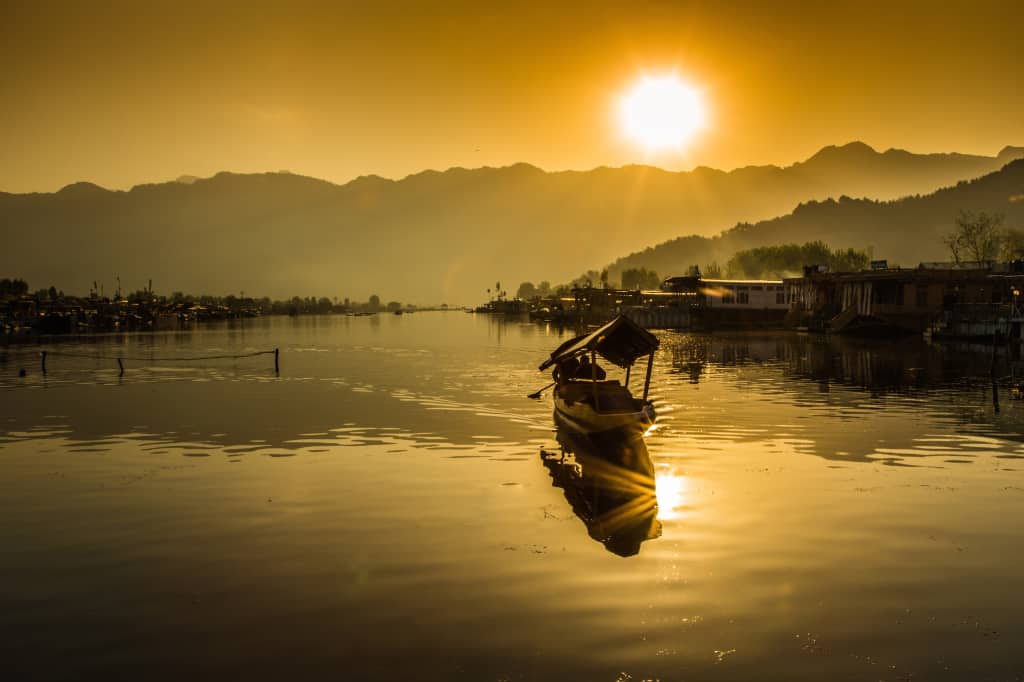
[575,354,606,381]
[552,356,580,385]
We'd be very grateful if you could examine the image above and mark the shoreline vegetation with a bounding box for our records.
[0,278,445,335]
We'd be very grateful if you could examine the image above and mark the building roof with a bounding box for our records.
[782,268,995,284]
[701,278,783,286]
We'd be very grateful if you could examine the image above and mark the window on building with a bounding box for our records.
[737,291,750,304]
[722,287,735,304]
[873,281,904,306]
[776,292,786,304]
[916,285,929,307]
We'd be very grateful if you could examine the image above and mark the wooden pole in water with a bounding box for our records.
[274,348,280,374]
[40,350,47,375]
[591,350,599,410]
[625,363,631,388]
[642,351,655,401]
[117,357,124,375]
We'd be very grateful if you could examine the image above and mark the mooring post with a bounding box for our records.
[274,348,280,374]
[41,350,47,375]
[642,351,655,401]
[117,357,124,375]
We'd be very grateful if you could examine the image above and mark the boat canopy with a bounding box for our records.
[539,315,660,371]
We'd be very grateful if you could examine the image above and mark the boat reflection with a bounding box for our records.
[541,421,661,557]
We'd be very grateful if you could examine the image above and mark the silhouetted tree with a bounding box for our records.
[570,270,600,289]
[1003,228,1024,261]
[0,278,29,298]
[516,281,537,299]
[944,210,1004,264]
[726,241,870,278]
[704,262,723,278]
[621,267,661,290]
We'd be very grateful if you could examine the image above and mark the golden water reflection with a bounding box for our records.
[653,469,688,520]
[7,318,1024,679]
[541,424,661,556]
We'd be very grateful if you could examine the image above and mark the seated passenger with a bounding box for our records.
[576,355,606,381]
[553,356,580,385]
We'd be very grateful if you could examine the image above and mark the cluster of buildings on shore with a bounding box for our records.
[0,295,261,334]
[1,291,449,334]
[515,260,1024,342]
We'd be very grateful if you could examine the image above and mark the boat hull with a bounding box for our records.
[553,391,655,435]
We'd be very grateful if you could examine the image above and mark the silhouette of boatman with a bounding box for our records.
[577,355,606,381]
[553,356,580,384]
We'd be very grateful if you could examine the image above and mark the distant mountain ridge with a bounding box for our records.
[1,142,1022,303]
[606,158,1024,281]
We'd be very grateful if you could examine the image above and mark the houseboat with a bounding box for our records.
[661,276,788,329]
[783,263,1024,336]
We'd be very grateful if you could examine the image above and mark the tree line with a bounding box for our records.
[707,241,872,279]
[0,280,404,315]
[515,267,662,300]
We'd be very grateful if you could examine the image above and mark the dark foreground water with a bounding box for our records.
[2,313,1024,681]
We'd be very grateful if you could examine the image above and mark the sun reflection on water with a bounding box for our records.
[655,469,687,520]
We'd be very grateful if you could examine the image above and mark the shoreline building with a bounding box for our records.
[660,275,788,329]
[783,262,1024,338]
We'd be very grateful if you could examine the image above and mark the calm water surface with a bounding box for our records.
[2,313,1024,680]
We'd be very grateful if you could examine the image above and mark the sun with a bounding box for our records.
[619,74,707,150]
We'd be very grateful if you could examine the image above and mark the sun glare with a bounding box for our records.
[655,471,688,520]
[620,74,707,151]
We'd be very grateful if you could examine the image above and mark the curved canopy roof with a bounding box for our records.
[538,315,660,371]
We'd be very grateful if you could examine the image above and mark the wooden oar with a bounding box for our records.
[527,382,555,399]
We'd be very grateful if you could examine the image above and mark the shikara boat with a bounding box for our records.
[538,315,660,435]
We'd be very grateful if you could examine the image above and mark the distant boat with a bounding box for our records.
[394,309,404,315]
[538,315,659,435]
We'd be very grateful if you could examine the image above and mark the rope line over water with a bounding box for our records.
[39,349,277,362]
[31,348,281,375]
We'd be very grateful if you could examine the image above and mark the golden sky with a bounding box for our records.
[2,0,1022,192]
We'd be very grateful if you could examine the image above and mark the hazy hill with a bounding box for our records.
[607,159,1024,281]
[1,142,1022,303]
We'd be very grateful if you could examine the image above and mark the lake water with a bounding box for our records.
[2,313,1024,681]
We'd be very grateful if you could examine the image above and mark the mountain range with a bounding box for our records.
[2,142,1023,303]
[607,158,1024,281]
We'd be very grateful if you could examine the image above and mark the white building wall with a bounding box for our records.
[701,280,789,309]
